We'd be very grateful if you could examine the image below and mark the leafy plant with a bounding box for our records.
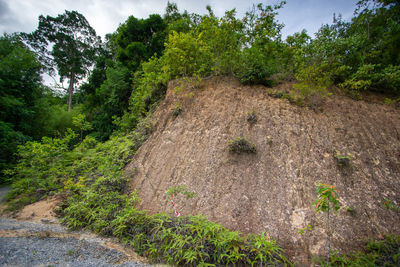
[166,185,195,199]
[72,114,92,141]
[172,102,183,118]
[247,109,257,124]
[163,31,212,78]
[293,64,332,110]
[312,183,340,262]
[298,224,313,235]
[235,44,277,86]
[383,197,399,212]
[334,153,351,167]
[228,137,257,154]
[345,206,356,215]
[314,235,400,266]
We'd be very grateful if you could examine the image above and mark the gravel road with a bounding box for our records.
[0,217,150,267]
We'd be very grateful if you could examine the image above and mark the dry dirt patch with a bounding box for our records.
[15,196,60,222]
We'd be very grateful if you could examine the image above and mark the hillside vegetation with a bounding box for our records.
[1,0,400,265]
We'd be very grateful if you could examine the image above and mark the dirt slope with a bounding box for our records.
[127,77,400,263]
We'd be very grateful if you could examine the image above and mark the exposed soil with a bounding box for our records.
[127,77,400,264]
[15,195,60,222]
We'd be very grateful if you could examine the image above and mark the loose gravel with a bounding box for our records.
[0,218,150,267]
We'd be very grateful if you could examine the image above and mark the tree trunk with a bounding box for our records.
[327,209,330,263]
[67,72,75,112]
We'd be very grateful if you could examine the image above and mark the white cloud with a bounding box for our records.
[2,0,359,39]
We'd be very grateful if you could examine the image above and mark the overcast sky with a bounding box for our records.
[1,0,359,40]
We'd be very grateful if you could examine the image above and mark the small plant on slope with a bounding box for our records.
[334,152,351,167]
[228,137,257,154]
[247,109,258,124]
[165,185,195,217]
[172,102,183,118]
[312,183,340,263]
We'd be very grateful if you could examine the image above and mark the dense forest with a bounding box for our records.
[1,0,399,265]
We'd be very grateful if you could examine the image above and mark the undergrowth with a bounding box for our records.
[314,235,400,267]
[4,117,152,211]
[62,189,290,266]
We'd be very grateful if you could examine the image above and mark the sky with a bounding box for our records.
[1,0,359,40]
[0,0,359,88]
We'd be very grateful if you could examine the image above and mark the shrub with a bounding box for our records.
[163,31,212,78]
[235,45,276,86]
[315,235,400,266]
[228,137,257,154]
[334,153,351,167]
[293,64,332,109]
[172,102,183,117]
[63,193,290,266]
[247,110,257,124]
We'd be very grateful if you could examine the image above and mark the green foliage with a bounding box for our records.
[89,63,132,140]
[163,31,212,77]
[290,0,400,96]
[313,183,340,262]
[114,14,166,70]
[5,113,151,211]
[24,10,100,111]
[313,183,340,214]
[0,34,43,181]
[72,114,92,141]
[166,185,195,199]
[298,224,313,235]
[63,200,290,266]
[228,137,257,154]
[293,64,332,109]
[33,91,78,138]
[235,44,277,86]
[383,197,399,212]
[5,129,78,209]
[195,8,243,76]
[117,56,168,134]
[172,102,183,118]
[247,109,257,124]
[334,153,351,167]
[315,235,400,267]
[161,2,285,84]
[163,2,194,34]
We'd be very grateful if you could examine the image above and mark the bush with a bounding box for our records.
[235,45,277,86]
[315,235,400,266]
[163,31,212,78]
[293,64,332,109]
[228,137,257,154]
[334,153,351,167]
[247,111,257,124]
[172,102,183,117]
[62,190,290,266]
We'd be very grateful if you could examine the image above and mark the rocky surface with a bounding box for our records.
[127,77,400,263]
[0,217,149,267]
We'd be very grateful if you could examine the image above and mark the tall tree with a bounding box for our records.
[0,34,42,180]
[113,14,166,70]
[25,10,100,111]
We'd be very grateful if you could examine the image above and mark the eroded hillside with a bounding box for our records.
[127,77,400,263]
